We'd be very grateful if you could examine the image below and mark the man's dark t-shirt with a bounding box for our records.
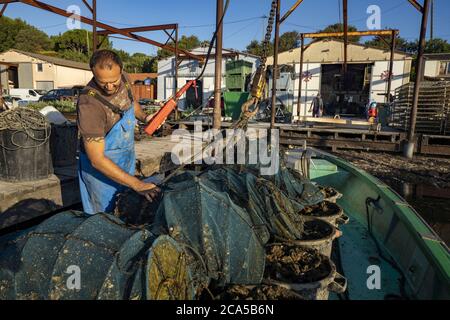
[77,75,133,145]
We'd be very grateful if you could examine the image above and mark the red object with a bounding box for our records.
[144,80,196,136]
[368,107,377,118]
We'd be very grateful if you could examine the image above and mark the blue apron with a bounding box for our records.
[78,104,136,214]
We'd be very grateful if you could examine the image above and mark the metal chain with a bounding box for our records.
[260,0,278,67]
[161,1,278,185]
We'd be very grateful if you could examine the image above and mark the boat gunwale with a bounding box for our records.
[305,148,450,287]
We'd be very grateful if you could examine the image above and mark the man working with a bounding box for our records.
[309,93,324,118]
[77,50,159,215]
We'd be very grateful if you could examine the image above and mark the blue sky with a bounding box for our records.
[3,0,450,55]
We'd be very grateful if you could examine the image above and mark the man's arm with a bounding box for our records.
[84,137,159,201]
[134,100,152,123]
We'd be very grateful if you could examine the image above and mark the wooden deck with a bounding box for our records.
[0,137,179,230]
[180,120,450,155]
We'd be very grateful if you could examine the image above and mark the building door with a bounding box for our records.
[36,81,54,91]
[8,66,18,88]
[185,80,202,110]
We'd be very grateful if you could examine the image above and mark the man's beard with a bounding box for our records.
[102,87,119,96]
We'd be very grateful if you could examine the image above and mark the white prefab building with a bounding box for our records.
[266,39,413,118]
[157,47,260,109]
[424,53,450,80]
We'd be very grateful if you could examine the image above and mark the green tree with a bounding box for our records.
[364,36,415,54]
[52,29,111,61]
[156,35,202,60]
[111,50,157,73]
[113,49,131,63]
[279,31,299,52]
[14,27,52,52]
[319,23,361,43]
[245,40,265,56]
[0,16,50,53]
[123,53,151,73]
[143,58,158,73]
[423,38,450,54]
[245,31,299,57]
[56,50,90,63]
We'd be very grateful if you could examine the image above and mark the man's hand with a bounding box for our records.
[132,180,161,202]
[84,137,161,202]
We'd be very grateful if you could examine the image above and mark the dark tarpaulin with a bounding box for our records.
[0,211,156,300]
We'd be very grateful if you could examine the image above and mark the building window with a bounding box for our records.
[37,63,43,72]
[190,61,198,73]
[439,61,450,76]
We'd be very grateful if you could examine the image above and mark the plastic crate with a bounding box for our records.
[223,92,250,120]
[225,60,253,76]
[226,74,247,91]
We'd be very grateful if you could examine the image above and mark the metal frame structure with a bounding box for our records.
[296,29,398,117]
[0,0,206,109]
[0,0,201,60]
[0,0,433,158]
[214,0,224,129]
[270,0,431,160]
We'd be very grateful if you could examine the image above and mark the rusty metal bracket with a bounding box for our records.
[408,0,424,13]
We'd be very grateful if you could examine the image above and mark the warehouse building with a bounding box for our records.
[0,49,92,93]
[424,53,450,80]
[266,39,413,118]
[157,46,260,109]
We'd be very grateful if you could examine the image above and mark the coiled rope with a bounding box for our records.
[0,108,51,151]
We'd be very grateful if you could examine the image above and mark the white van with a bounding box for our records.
[9,89,42,102]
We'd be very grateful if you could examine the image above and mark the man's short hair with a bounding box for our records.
[90,50,123,71]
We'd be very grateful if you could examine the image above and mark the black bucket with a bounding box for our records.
[318,186,343,203]
[298,201,349,227]
[292,218,342,258]
[265,244,347,300]
[50,123,78,168]
[0,109,53,182]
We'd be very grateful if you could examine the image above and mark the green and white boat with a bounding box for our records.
[286,148,450,300]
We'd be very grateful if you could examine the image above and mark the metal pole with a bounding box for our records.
[343,0,348,73]
[213,0,223,130]
[296,34,304,121]
[271,0,280,129]
[0,3,8,17]
[404,0,431,159]
[92,0,97,51]
[175,25,179,121]
[279,0,304,24]
[16,0,202,61]
[386,30,396,104]
[430,0,434,40]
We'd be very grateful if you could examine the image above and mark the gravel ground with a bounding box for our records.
[332,150,450,189]
[332,150,450,245]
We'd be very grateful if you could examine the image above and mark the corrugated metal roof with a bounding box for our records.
[266,39,413,65]
[424,53,450,61]
[127,73,157,83]
[10,49,91,70]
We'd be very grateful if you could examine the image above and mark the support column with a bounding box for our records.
[343,0,348,73]
[271,0,281,129]
[404,0,431,159]
[296,34,304,121]
[92,0,97,51]
[175,25,179,121]
[213,0,224,130]
[386,30,396,104]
